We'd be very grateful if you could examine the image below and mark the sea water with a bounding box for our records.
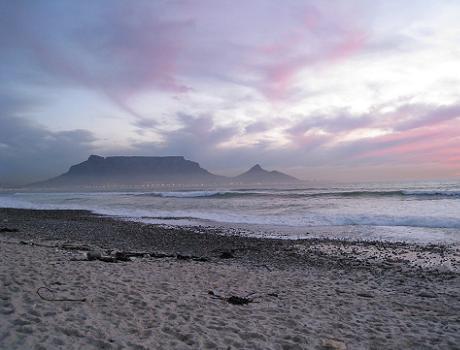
[1,181,460,244]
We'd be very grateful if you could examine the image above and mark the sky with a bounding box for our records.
[1,0,460,185]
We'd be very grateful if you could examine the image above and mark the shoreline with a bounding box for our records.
[1,208,459,349]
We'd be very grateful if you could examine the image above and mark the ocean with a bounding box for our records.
[1,181,460,244]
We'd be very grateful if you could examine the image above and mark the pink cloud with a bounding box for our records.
[353,120,460,166]
[253,5,367,102]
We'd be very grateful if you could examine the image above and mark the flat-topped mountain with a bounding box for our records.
[68,155,214,178]
[233,164,299,184]
[35,155,224,187]
[31,155,299,187]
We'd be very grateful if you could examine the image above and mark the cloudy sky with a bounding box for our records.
[1,0,459,185]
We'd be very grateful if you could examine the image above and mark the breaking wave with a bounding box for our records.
[93,210,460,229]
[133,189,460,199]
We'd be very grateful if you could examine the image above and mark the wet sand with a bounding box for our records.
[0,208,459,349]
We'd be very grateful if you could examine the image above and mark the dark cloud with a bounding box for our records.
[130,114,240,163]
[127,102,460,175]
[0,94,96,185]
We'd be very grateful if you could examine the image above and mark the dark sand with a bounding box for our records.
[0,208,459,349]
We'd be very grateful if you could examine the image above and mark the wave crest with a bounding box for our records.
[135,189,460,199]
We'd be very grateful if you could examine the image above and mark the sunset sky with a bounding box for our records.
[1,0,459,185]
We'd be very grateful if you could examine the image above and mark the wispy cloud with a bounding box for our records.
[1,0,459,182]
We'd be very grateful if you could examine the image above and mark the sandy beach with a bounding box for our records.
[0,208,459,350]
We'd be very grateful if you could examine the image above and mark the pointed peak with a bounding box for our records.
[249,164,263,171]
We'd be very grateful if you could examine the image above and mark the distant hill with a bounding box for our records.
[30,155,299,188]
[233,164,299,184]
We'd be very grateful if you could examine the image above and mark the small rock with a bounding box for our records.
[219,251,235,259]
[86,251,102,261]
[320,338,347,350]
[417,292,437,298]
[356,292,374,298]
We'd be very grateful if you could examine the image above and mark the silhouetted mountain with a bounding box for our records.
[233,164,299,184]
[30,156,300,188]
[34,155,225,187]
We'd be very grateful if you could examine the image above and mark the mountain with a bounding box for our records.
[34,155,225,187]
[30,156,299,188]
[233,164,299,184]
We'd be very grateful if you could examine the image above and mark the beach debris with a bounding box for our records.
[207,290,279,305]
[417,291,437,298]
[176,254,192,260]
[0,227,19,233]
[150,252,175,258]
[61,243,92,251]
[257,264,272,271]
[192,256,209,262]
[320,338,347,350]
[36,286,86,302]
[176,254,209,262]
[84,251,118,263]
[356,292,374,298]
[86,251,102,261]
[226,296,253,305]
[208,291,254,305]
[97,256,118,263]
[219,250,235,259]
[80,249,210,263]
[18,240,55,248]
[113,251,147,261]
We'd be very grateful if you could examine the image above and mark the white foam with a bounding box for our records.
[2,183,460,238]
[402,190,460,197]
[149,191,226,198]
[90,207,460,229]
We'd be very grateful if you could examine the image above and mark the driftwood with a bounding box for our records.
[19,240,56,248]
[14,238,213,264]
[6,239,212,264]
[176,254,209,262]
[36,286,86,302]
[77,249,210,263]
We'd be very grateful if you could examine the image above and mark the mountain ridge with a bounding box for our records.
[30,155,300,187]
